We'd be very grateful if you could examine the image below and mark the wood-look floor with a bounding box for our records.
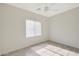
[4,41,79,56]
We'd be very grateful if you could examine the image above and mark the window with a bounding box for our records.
[26,20,42,38]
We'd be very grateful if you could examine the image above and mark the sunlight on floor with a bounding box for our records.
[36,48,60,56]
[5,42,79,56]
[31,44,79,56]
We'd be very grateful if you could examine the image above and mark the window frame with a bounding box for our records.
[26,20,42,38]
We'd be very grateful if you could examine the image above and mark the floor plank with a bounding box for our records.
[4,41,79,56]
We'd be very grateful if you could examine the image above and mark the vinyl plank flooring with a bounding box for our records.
[4,41,79,56]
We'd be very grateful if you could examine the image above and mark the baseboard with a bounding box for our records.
[49,40,79,53]
[1,40,48,56]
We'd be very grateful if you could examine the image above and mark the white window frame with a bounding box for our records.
[26,20,42,38]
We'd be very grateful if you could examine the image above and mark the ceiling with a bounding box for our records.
[8,3,79,17]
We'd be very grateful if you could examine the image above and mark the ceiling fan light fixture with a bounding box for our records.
[37,8,41,11]
[44,6,49,11]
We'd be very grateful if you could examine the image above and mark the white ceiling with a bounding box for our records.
[8,3,79,17]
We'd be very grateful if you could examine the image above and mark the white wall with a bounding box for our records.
[48,7,79,49]
[1,3,79,55]
[0,4,4,55]
[0,4,48,55]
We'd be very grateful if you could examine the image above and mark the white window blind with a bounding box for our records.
[26,20,42,38]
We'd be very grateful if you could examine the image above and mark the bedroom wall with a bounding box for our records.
[0,4,4,55]
[1,3,79,55]
[0,4,48,55]
[48,7,79,49]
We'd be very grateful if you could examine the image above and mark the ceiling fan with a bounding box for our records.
[36,3,57,12]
